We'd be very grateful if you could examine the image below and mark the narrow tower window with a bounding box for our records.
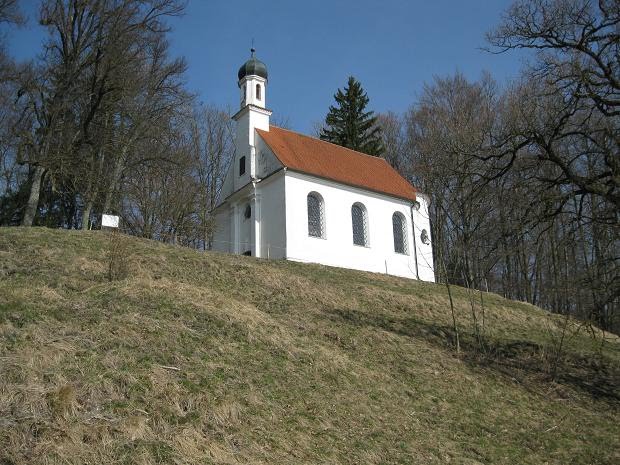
[239,156,246,176]
[256,84,261,100]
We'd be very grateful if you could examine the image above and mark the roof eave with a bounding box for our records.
[232,105,273,121]
[286,168,417,203]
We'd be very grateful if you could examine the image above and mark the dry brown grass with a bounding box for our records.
[0,227,618,464]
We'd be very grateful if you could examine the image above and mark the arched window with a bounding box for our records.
[351,202,368,246]
[307,192,325,238]
[392,212,408,254]
[256,84,261,100]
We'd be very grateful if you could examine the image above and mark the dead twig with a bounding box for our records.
[158,364,181,371]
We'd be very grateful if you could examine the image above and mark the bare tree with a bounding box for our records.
[78,34,189,230]
[405,65,618,333]
[487,0,619,209]
[376,111,407,171]
[16,0,186,227]
[406,73,500,287]
[120,102,234,248]
[484,0,620,330]
[0,0,23,25]
[187,103,234,249]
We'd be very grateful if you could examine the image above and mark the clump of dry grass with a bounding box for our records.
[106,230,131,281]
[0,227,618,465]
[47,385,79,418]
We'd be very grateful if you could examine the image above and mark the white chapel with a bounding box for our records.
[212,50,435,282]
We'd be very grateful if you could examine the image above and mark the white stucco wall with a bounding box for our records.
[233,114,251,192]
[284,171,435,281]
[231,105,271,194]
[239,199,253,255]
[211,171,286,259]
[257,172,286,259]
[239,75,267,109]
[256,134,282,178]
[411,193,435,282]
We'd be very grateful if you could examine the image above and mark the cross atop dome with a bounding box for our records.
[238,48,268,83]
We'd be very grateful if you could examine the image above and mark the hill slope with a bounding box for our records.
[0,228,618,464]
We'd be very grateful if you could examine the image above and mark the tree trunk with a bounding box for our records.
[21,165,45,227]
[103,142,130,213]
[81,200,93,230]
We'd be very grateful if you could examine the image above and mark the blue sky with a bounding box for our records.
[5,0,527,134]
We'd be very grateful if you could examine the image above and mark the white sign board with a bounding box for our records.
[101,214,120,228]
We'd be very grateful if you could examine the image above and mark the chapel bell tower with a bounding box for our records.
[232,48,271,192]
[238,48,267,109]
[229,48,272,258]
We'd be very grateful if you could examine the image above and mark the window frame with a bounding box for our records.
[307,192,325,239]
[351,202,369,247]
[392,212,408,255]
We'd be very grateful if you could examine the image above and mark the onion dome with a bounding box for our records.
[237,48,268,81]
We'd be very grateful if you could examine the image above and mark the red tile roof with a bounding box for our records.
[256,126,417,202]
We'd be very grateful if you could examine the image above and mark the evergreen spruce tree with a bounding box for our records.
[320,76,384,156]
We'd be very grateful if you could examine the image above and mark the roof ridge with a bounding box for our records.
[265,125,393,165]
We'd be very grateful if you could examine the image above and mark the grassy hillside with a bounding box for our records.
[0,228,618,465]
